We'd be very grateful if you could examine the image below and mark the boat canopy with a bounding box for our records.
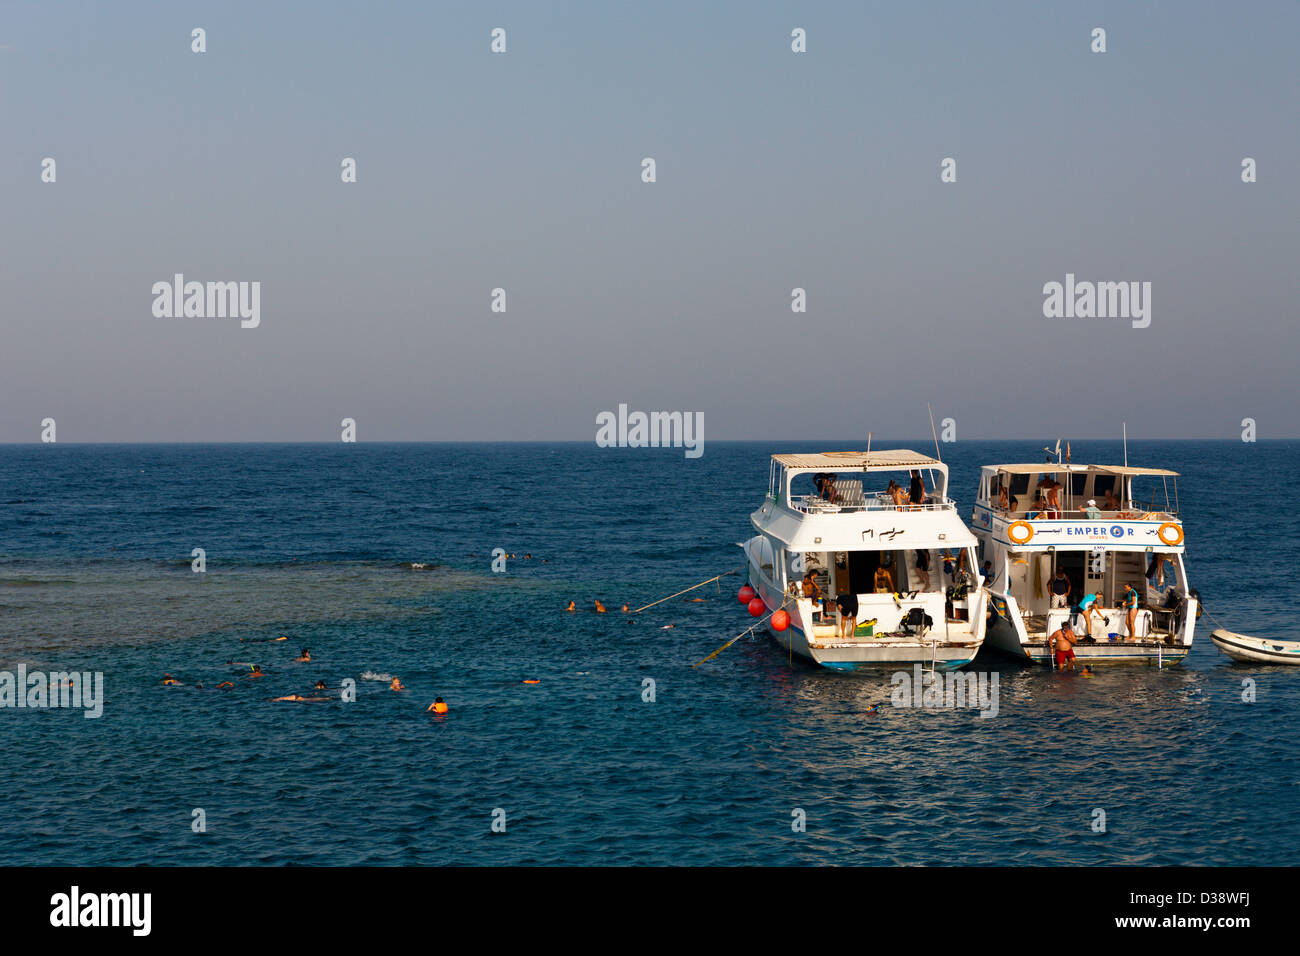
[772,450,942,471]
[982,463,1179,477]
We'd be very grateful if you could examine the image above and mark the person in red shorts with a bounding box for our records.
[1048,620,1078,670]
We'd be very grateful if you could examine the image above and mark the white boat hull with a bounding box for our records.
[747,552,980,672]
[1211,629,1300,665]
[985,594,1190,666]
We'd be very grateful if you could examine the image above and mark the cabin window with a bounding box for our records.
[1009,474,1030,498]
[1070,473,1088,496]
[1093,475,1117,501]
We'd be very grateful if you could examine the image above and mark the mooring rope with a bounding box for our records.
[631,569,742,614]
[693,594,792,668]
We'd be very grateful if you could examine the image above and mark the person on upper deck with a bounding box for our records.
[1083,499,1103,520]
[1027,491,1046,518]
[888,480,908,508]
[1103,490,1122,511]
[908,470,927,507]
[814,473,838,502]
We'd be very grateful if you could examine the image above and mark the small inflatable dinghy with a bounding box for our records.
[1211,629,1300,664]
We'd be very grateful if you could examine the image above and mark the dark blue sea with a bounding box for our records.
[1,440,1295,865]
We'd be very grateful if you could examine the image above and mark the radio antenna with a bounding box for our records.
[928,403,942,462]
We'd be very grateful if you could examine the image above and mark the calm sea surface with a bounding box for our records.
[0,440,1295,865]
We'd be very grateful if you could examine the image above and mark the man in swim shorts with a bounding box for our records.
[1048,621,1077,670]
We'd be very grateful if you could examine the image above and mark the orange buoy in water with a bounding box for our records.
[522,679,540,684]
[771,609,790,631]
[747,597,766,617]
[738,585,756,605]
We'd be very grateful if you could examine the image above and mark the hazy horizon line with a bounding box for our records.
[0,437,1288,447]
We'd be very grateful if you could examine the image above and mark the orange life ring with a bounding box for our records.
[1157,522,1183,546]
[1007,520,1034,545]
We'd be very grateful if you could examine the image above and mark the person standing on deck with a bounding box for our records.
[835,592,859,639]
[1122,584,1140,640]
[1050,569,1072,608]
[908,470,927,507]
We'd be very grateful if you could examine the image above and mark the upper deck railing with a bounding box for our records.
[987,504,1178,522]
[788,493,958,515]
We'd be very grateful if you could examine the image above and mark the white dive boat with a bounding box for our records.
[743,450,986,672]
[1211,629,1300,665]
[971,460,1197,666]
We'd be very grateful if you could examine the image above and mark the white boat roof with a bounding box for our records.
[772,449,943,471]
[983,463,1179,477]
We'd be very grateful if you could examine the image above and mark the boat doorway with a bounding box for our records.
[845,550,905,595]
[1052,551,1087,606]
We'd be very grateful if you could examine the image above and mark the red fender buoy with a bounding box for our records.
[747,597,766,617]
[771,609,790,631]
[738,585,756,605]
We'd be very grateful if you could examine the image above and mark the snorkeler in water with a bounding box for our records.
[390,677,405,691]
[565,601,576,611]
[295,649,311,662]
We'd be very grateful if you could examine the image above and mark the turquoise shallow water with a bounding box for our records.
[0,440,1296,865]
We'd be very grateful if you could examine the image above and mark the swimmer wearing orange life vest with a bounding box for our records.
[594,600,607,613]
[295,648,311,662]
[565,600,577,611]
[162,674,179,685]
[427,697,448,714]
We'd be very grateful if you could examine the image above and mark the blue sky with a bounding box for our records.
[2,1,1296,440]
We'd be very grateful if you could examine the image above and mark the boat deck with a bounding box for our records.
[1021,613,1177,644]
